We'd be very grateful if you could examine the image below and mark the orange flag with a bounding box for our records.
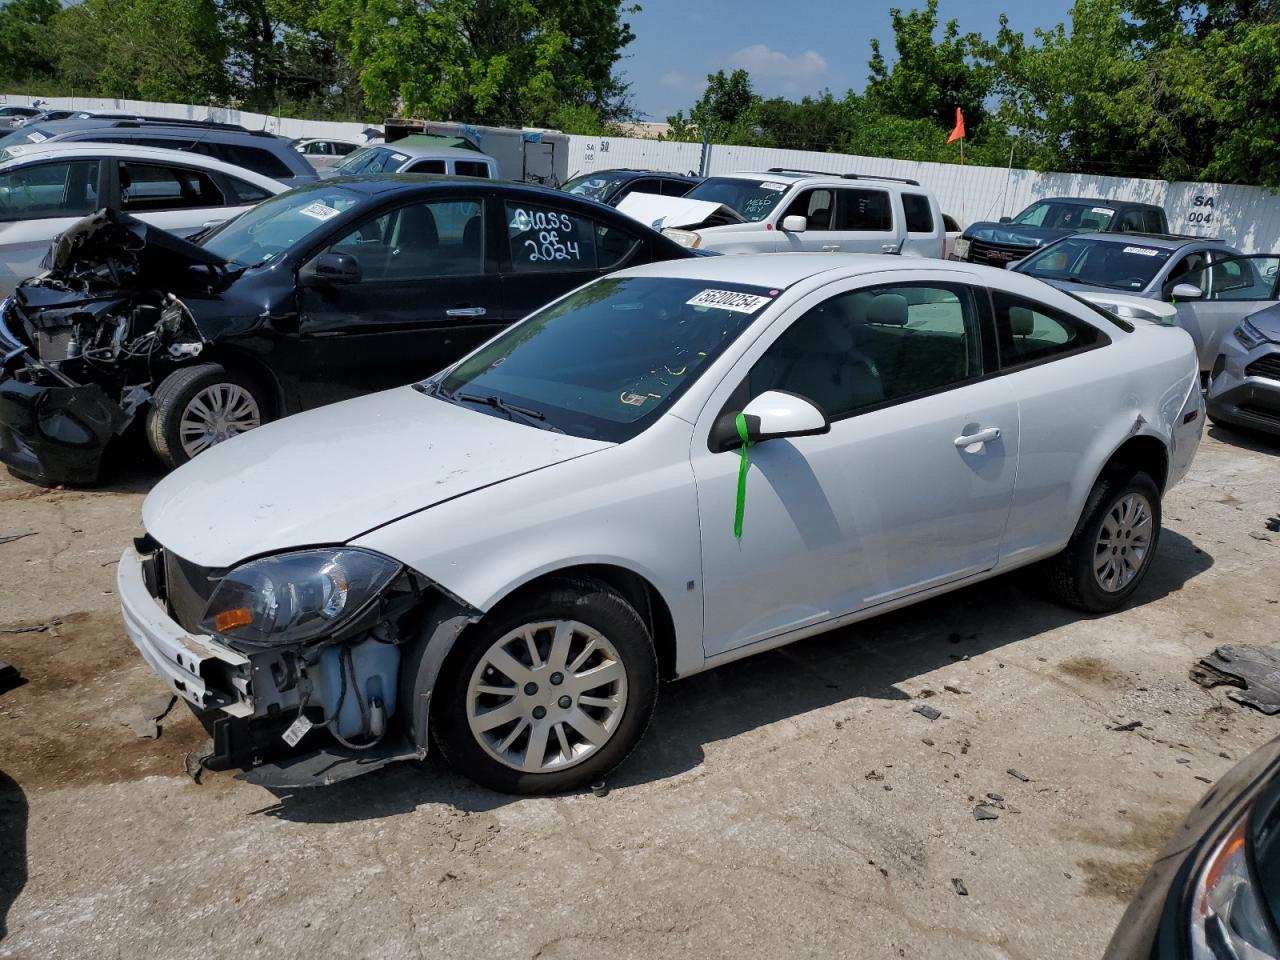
[947,107,966,144]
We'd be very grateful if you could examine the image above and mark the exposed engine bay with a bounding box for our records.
[0,209,228,483]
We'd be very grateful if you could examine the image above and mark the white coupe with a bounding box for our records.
[118,254,1205,793]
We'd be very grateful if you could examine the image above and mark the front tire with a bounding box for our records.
[431,578,658,795]
[1042,469,1162,613]
[146,363,268,469]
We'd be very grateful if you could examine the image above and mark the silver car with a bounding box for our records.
[1207,304,1280,438]
[1014,232,1246,371]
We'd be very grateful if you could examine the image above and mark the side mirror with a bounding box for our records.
[999,216,1013,224]
[1170,282,1203,301]
[710,390,831,452]
[299,251,360,285]
[781,215,807,233]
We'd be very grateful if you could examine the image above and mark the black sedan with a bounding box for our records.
[1105,735,1280,958]
[0,177,694,484]
[562,168,702,207]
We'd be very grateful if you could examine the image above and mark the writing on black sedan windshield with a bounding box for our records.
[1017,236,1173,291]
[434,276,779,441]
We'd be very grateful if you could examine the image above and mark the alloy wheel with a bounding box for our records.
[1093,492,1154,593]
[466,619,629,773]
[179,383,262,458]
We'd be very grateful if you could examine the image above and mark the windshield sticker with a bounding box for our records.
[1091,207,1115,215]
[299,201,341,222]
[760,181,788,192]
[26,131,46,143]
[391,153,408,163]
[687,289,774,313]
[620,392,648,406]
[1122,245,1160,256]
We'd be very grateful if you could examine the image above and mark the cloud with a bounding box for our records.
[727,44,829,94]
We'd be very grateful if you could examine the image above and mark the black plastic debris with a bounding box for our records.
[0,661,22,694]
[952,878,969,896]
[986,792,1005,802]
[591,781,609,798]
[1194,645,1280,714]
[1110,720,1143,732]
[973,804,999,821]
[1007,768,1032,782]
[914,704,942,721]
[0,618,62,636]
[0,531,36,546]
[1266,515,1280,533]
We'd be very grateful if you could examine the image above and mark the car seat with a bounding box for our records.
[387,204,439,277]
[771,304,885,416]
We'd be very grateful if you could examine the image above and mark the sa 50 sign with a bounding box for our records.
[1188,195,1215,225]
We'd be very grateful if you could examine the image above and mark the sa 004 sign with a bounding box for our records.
[1188,195,1215,225]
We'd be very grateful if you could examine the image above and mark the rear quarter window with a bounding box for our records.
[902,193,935,233]
[454,160,491,178]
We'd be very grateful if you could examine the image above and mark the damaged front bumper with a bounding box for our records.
[0,376,130,485]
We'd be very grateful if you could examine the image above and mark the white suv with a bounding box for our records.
[632,168,946,258]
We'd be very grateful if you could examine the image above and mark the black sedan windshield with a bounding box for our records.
[1016,237,1173,291]
[433,276,779,441]
[684,177,789,222]
[563,172,629,202]
[198,185,363,267]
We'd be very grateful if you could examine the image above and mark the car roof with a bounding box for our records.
[0,141,288,190]
[576,168,699,181]
[295,174,634,204]
[368,143,493,161]
[1063,231,1232,251]
[1037,197,1158,210]
[615,252,977,288]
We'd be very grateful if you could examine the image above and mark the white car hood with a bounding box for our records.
[143,386,612,568]
[616,193,739,230]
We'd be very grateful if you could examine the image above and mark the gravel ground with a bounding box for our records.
[1,424,1278,960]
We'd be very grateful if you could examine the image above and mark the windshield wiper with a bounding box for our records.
[455,392,561,431]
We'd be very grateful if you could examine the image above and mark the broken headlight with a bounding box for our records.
[1189,813,1280,959]
[201,548,401,647]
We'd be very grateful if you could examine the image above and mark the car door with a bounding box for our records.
[293,195,498,403]
[497,198,644,321]
[1175,255,1280,371]
[689,275,1019,658]
[776,188,836,252]
[831,186,901,255]
[0,157,103,294]
[114,159,249,237]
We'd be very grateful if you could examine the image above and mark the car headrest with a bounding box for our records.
[866,293,908,327]
[397,204,438,247]
[822,315,853,352]
[1008,306,1035,337]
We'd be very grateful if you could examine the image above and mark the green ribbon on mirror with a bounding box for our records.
[734,413,753,539]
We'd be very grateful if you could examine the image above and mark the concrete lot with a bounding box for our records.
[1,425,1278,960]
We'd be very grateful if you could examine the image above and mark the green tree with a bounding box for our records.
[0,0,61,86]
[317,0,639,125]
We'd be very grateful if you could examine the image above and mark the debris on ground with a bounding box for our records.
[973,804,1000,821]
[1193,645,1280,714]
[1266,515,1280,533]
[184,750,206,784]
[913,704,942,721]
[0,618,62,635]
[865,769,885,781]
[1110,720,1143,732]
[1249,532,1273,543]
[951,878,969,896]
[0,661,23,694]
[0,531,37,546]
[944,684,967,695]
[986,792,1004,802]
[121,693,177,740]
[591,781,609,798]
[1007,768,1033,782]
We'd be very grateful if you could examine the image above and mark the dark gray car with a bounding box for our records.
[1207,302,1280,438]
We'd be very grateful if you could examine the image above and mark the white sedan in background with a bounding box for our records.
[0,142,286,295]
[119,254,1204,795]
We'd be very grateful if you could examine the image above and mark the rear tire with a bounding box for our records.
[1042,469,1162,613]
[146,363,268,469]
[430,577,658,795]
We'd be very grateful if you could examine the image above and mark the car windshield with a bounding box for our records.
[563,172,630,202]
[332,146,409,175]
[683,177,790,222]
[1015,236,1173,291]
[431,276,780,441]
[0,126,59,155]
[197,185,363,267]
[1011,200,1116,231]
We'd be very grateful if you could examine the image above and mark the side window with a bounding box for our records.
[1165,251,1210,286]
[333,143,358,156]
[901,193,934,233]
[992,291,1107,369]
[782,189,834,229]
[453,160,491,179]
[1144,209,1165,233]
[745,284,982,419]
[0,159,99,221]
[199,143,294,180]
[221,175,273,205]
[506,201,597,272]
[596,222,639,270]
[659,178,693,197]
[1195,257,1280,300]
[407,160,447,175]
[1117,210,1145,232]
[119,162,225,212]
[835,189,893,231]
[326,199,484,281]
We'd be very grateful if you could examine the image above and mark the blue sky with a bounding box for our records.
[620,0,1076,120]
